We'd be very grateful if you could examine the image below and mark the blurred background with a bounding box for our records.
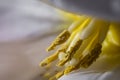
[0,0,67,80]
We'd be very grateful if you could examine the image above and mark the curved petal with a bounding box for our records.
[59,66,120,80]
[41,0,120,21]
[0,0,65,42]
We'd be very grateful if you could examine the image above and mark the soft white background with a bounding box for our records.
[0,0,66,80]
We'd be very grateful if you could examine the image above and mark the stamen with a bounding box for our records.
[57,39,82,66]
[64,43,102,74]
[40,46,67,67]
[80,43,102,68]
[40,51,59,67]
[47,16,89,51]
[47,30,70,51]
[40,16,110,79]
[57,18,91,66]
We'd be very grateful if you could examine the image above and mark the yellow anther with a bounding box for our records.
[57,39,82,66]
[47,30,70,51]
[40,51,59,67]
[79,43,102,68]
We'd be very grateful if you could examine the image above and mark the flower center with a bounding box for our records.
[40,13,111,80]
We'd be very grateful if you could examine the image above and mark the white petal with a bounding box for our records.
[59,66,120,80]
[0,0,64,42]
[0,0,65,80]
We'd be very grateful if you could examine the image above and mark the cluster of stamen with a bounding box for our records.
[40,16,110,80]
